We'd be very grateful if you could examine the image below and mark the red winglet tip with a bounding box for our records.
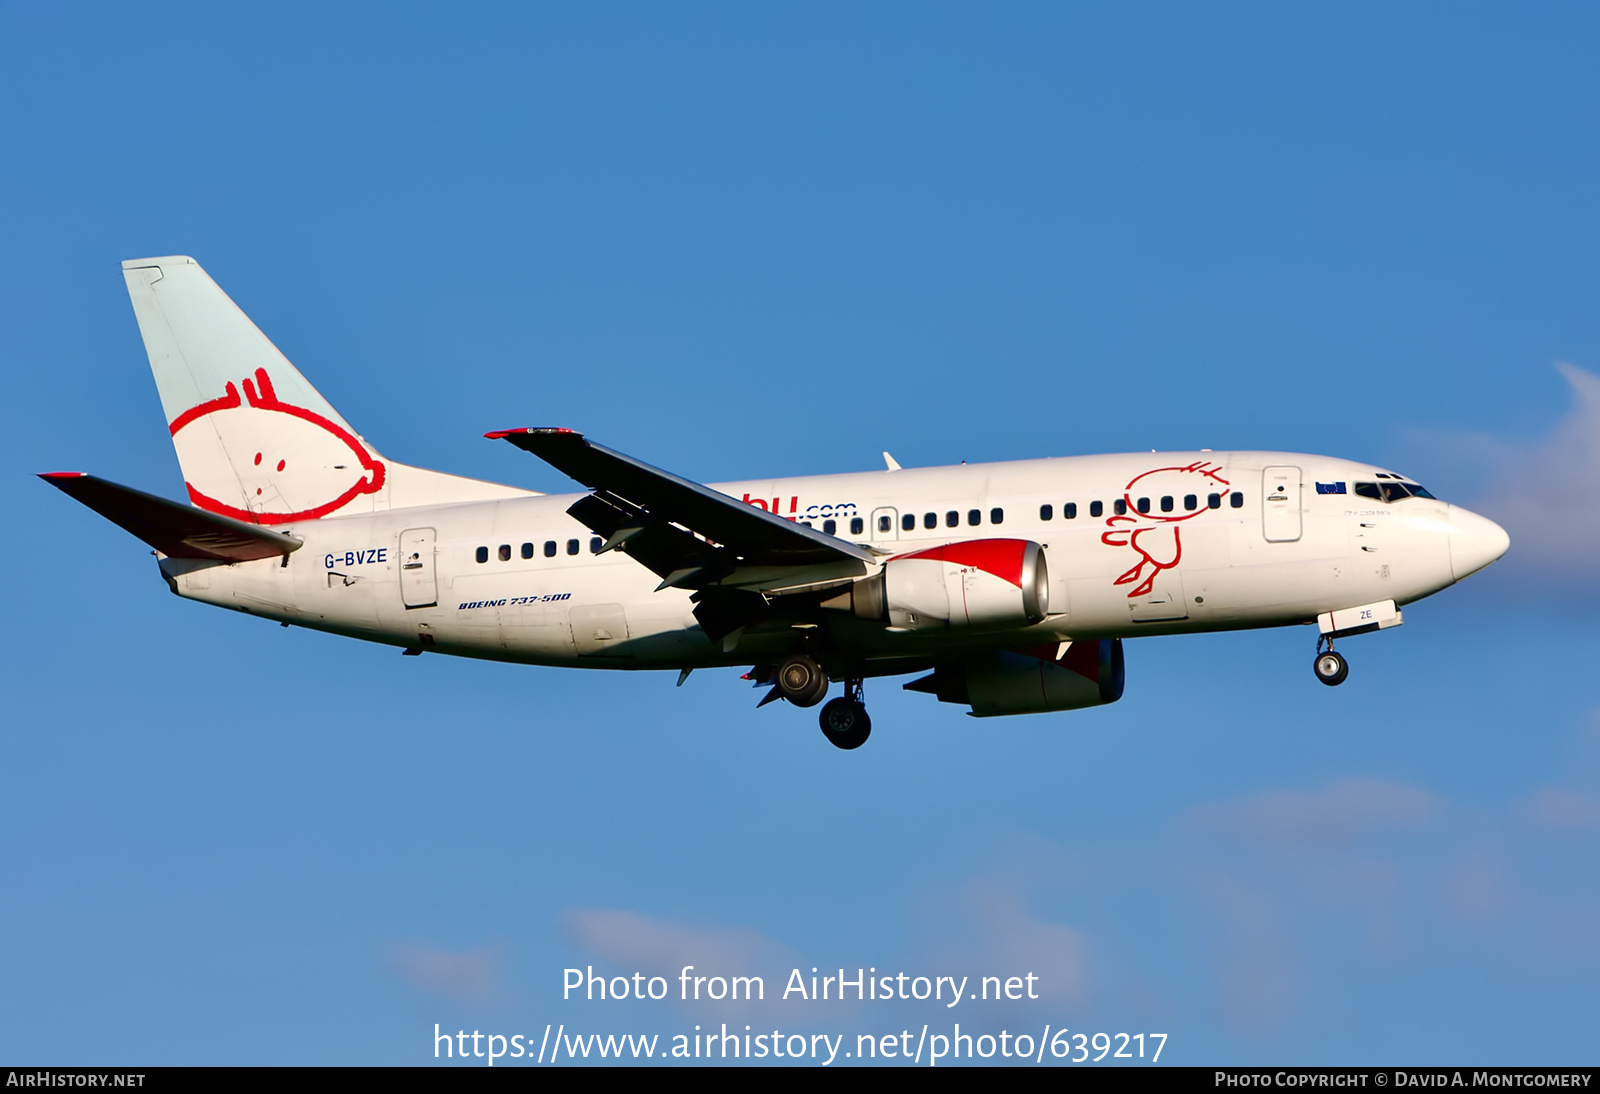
[486,426,579,440]
[39,471,88,479]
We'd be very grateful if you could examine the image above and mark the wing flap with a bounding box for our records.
[40,473,303,562]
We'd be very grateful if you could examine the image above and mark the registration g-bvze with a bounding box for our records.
[42,257,1510,749]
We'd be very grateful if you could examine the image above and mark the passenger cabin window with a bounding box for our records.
[521,542,534,559]
[1184,494,1197,511]
[901,513,915,532]
[1230,492,1244,508]
[990,507,1004,525]
[877,515,892,533]
[851,517,864,535]
[1114,499,1127,516]
[475,546,488,564]
[924,512,937,529]
[590,537,603,553]
[566,539,579,555]
[1136,497,1150,514]
[967,509,980,526]
[1040,504,1053,521]
[1208,493,1221,509]
[1064,502,1077,519]
[1160,495,1174,513]
[498,544,511,561]
[544,540,557,557]
[1090,501,1103,518]
[823,519,837,535]
[946,511,959,528]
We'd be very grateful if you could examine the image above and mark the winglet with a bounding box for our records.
[883,451,902,472]
[485,427,581,440]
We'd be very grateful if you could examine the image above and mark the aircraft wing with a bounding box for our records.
[486,428,874,594]
[40,473,303,562]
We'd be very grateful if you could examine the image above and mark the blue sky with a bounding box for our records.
[3,2,1598,1066]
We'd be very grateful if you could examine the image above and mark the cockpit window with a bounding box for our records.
[1357,481,1436,502]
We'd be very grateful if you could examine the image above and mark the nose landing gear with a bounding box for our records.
[819,678,871,750]
[1313,636,1349,686]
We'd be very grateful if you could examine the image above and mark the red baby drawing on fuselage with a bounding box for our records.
[1101,461,1230,597]
[169,368,385,525]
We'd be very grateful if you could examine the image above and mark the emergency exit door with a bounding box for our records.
[1261,467,1303,542]
[870,507,899,542]
[399,528,438,608]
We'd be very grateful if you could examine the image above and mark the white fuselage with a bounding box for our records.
[156,450,1498,676]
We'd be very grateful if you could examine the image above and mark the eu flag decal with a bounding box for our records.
[1316,481,1347,494]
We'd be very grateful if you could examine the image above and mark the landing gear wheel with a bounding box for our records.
[1314,650,1349,686]
[819,697,872,750]
[777,653,829,708]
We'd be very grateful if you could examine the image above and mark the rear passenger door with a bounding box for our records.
[399,528,438,608]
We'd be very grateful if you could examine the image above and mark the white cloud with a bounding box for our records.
[385,939,504,1005]
[1181,777,1440,853]
[1520,785,1600,832]
[905,774,1600,1043]
[554,771,1599,1045]
[1427,362,1600,589]
[560,906,798,1003]
[910,877,1088,1008]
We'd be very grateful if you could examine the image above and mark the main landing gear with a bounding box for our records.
[1313,635,1349,687]
[819,678,871,750]
[774,652,829,707]
[751,654,873,749]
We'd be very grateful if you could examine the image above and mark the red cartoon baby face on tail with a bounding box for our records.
[169,368,385,525]
[1100,461,1230,597]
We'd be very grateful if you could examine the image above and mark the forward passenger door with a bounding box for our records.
[1261,467,1303,543]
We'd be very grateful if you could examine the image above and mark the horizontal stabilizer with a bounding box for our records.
[39,473,303,562]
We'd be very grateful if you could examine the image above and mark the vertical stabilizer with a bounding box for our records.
[122,256,532,523]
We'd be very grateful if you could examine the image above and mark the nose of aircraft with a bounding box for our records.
[1446,505,1511,581]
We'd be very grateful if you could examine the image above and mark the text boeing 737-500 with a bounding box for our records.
[41,256,1510,749]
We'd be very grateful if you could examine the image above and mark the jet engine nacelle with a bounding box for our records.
[905,640,1126,717]
[843,539,1048,630]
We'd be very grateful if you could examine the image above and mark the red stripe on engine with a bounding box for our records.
[895,539,1028,587]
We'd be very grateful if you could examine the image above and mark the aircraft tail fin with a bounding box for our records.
[121,256,533,525]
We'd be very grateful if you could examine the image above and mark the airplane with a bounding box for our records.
[41,256,1511,750]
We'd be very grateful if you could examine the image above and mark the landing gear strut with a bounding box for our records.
[1313,635,1349,686]
[819,678,871,750]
